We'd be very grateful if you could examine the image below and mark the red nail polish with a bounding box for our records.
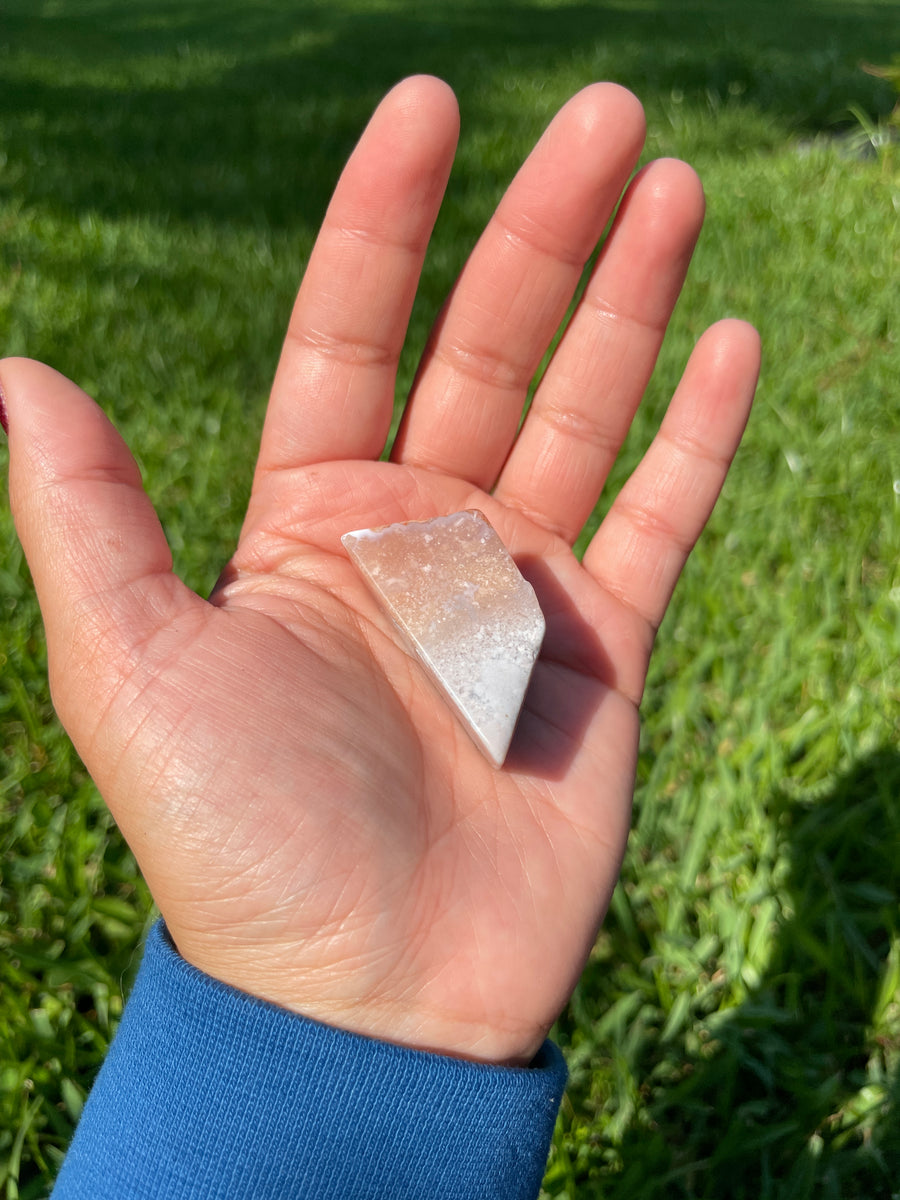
[0,383,7,436]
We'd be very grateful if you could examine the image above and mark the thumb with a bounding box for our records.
[1,357,199,747]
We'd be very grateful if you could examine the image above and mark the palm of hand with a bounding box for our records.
[98,456,635,1063]
[2,78,758,1065]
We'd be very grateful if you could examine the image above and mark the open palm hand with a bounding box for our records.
[2,77,758,1065]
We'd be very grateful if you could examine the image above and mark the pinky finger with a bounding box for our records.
[583,319,760,631]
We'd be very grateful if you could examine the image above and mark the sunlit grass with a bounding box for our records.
[2,1,899,1196]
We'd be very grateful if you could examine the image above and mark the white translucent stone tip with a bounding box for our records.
[342,510,545,766]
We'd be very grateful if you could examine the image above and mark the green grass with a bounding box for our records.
[2,1,899,1196]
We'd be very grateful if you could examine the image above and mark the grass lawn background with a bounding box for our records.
[1,1,899,1196]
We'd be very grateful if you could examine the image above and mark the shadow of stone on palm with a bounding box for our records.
[505,555,617,780]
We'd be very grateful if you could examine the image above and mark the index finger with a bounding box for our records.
[255,76,459,480]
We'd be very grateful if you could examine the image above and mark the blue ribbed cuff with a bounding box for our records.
[52,921,566,1199]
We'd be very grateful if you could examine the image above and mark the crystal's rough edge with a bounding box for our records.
[341,510,545,766]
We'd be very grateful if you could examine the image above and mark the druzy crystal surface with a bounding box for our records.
[341,510,545,766]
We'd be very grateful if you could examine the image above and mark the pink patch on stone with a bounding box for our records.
[342,510,545,767]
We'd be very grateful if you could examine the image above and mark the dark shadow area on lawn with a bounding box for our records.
[564,745,900,1198]
[1,0,898,235]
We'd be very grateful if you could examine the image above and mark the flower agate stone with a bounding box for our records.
[341,510,545,767]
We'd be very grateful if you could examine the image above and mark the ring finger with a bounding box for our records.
[493,157,705,542]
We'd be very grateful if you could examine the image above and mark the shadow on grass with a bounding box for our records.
[566,746,900,1199]
[2,0,898,234]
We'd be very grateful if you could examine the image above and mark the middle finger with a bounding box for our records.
[391,83,645,489]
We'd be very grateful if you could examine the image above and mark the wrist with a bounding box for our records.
[54,921,568,1200]
[171,930,552,1068]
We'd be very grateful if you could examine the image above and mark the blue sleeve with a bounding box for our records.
[51,922,567,1199]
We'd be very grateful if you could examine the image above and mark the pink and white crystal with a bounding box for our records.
[341,510,545,766]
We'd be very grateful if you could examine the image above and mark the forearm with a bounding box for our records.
[52,922,566,1200]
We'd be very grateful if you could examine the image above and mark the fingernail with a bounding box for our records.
[0,380,7,436]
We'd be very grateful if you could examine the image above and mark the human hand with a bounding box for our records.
[1,76,759,1066]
